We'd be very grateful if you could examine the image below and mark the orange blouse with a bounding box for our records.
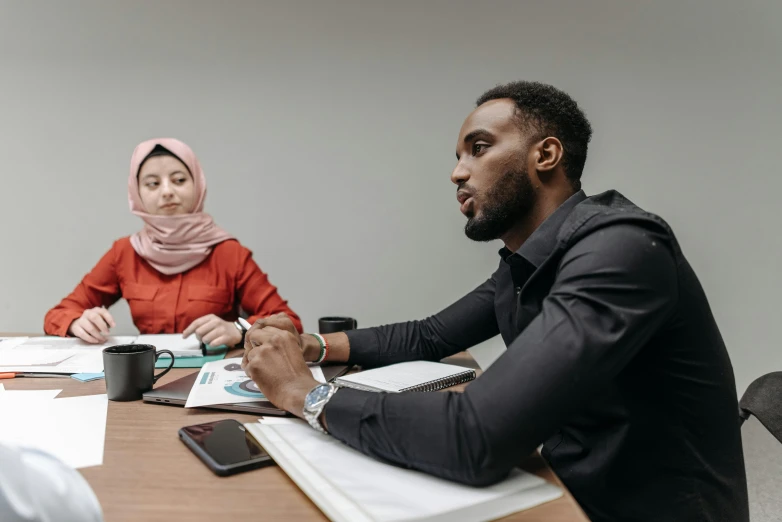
[44,238,302,337]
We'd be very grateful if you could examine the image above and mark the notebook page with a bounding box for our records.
[247,419,562,522]
[336,361,471,392]
[134,334,201,356]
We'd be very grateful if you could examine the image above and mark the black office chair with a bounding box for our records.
[739,371,782,444]
[739,372,782,521]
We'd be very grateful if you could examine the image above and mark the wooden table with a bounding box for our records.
[3,348,588,522]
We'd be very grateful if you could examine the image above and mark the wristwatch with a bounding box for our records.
[303,383,339,434]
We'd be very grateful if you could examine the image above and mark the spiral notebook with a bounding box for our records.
[335,361,476,393]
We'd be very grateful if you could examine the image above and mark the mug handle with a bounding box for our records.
[153,349,176,383]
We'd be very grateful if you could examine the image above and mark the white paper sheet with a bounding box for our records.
[185,357,326,408]
[0,389,62,402]
[248,419,562,522]
[14,337,135,350]
[0,337,28,346]
[0,336,135,374]
[0,394,108,469]
[134,334,202,357]
[310,366,326,383]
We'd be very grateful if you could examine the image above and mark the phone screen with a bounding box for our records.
[180,419,269,466]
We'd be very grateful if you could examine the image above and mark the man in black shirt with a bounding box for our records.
[242,81,749,522]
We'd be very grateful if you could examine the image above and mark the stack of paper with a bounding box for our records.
[0,338,26,344]
[0,384,61,401]
[0,336,135,374]
[0,334,218,376]
[246,418,562,522]
[0,385,108,469]
[134,334,203,357]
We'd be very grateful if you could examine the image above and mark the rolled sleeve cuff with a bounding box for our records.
[344,328,382,367]
[324,387,374,450]
[47,311,82,337]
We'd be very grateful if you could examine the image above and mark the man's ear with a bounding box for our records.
[533,136,564,174]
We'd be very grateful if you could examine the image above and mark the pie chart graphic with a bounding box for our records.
[224,379,266,399]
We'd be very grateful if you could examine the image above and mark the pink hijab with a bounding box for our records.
[128,138,233,275]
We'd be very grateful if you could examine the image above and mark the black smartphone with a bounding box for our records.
[178,419,274,476]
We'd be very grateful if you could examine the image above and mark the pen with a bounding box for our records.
[232,318,253,350]
[0,372,67,379]
[237,317,253,331]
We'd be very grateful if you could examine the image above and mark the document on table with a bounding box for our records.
[0,388,62,401]
[246,418,563,522]
[0,336,135,374]
[0,392,108,469]
[185,357,326,408]
[0,337,28,348]
[134,334,203,357]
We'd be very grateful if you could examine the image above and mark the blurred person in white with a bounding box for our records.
[0,443,103,522]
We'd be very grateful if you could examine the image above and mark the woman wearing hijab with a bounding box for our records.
[44,138,302,346]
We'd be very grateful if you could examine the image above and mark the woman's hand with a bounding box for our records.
[68,307,116,344]
[183,314,242,348]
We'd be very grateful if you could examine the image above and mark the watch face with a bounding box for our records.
[305,384,331,410]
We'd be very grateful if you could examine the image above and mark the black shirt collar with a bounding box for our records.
[499,190,587,268]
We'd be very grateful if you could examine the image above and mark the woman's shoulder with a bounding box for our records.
[209,240,257,272]
[212,238,251,256]
[102,237,147,267]
[113,236,134,250]
[105,236,136,259]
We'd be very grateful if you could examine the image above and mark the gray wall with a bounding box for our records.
[0,0,779,394]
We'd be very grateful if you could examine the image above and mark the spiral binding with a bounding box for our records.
[402,370,476,393]
[336,369,477,393]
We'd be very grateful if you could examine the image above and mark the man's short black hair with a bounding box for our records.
[477,81,592,190]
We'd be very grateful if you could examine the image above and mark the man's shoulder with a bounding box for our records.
[558,190,677,252]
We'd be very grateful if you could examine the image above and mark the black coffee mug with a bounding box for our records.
[318,316,358,334]
[102,344,175,401]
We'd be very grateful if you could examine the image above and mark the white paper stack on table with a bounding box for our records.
[246,418,562,522]
[0,334,207,375]
[0,336,135,374]
[134,334,203,358]
[0,383,108,469]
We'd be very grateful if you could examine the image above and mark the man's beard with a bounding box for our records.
[464,168,536,242]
